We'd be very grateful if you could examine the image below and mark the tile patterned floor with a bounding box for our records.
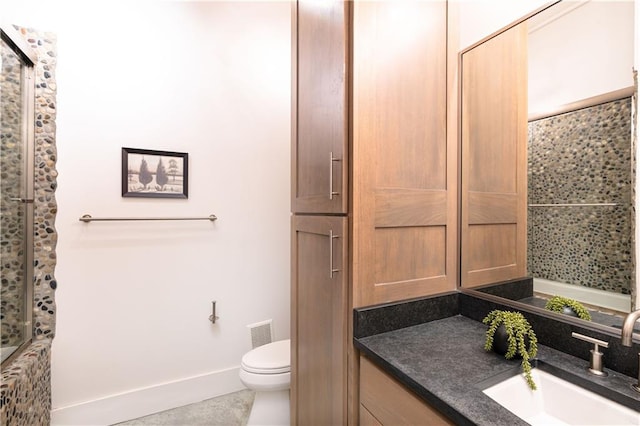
[113,390,255,426]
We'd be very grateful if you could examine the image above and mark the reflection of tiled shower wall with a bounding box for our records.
[528,98,633,295]
[0,26,57,426]
[0,41,25,347]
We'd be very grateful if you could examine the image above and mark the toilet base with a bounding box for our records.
[247,389,290,426]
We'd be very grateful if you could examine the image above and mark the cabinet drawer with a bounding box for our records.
[359,356,453,425]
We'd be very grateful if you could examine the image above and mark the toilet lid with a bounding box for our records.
[241,339,290,374]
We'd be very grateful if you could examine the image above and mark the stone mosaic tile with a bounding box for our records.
[528,98,633,295]
[528,98,632,204]
[0,340,51,425]
[528,205,632,294]
[29,27,58,340]
[1,26,57,426]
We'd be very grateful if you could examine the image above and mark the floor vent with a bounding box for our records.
[247,319,273,349]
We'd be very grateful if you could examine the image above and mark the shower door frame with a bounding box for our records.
[1,23,37,364]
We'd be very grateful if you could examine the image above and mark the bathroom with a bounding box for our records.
[1,0,639,425]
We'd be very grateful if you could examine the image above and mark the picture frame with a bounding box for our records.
[122,148,188,199]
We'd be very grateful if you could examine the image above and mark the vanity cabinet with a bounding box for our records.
[292,0,456,423]
[359,356,454,426]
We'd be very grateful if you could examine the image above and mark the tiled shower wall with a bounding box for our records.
[0,27,57,426]
[528,97,633,295]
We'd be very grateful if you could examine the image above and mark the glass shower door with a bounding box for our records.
[1,29,35,363]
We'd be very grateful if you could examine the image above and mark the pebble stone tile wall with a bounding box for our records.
[0,26,57,426]
[528,97,633,295]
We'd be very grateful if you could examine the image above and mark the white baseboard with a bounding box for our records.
[51,366,246,426]
[533,277,631,313]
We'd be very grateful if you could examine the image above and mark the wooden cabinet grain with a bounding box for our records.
[351,0,456,308]
[460,23,528,288]
[359,356,454,426]
[291,0,349,215]
[291,215,348,425]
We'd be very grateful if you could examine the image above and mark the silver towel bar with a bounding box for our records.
[528,203,617,207]
[79,214,217,223]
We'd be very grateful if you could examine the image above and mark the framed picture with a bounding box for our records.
[122,148,188,198]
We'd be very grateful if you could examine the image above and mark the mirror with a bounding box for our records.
[461,0,636,330]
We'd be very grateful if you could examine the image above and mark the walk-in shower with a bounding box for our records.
[1,24,36,364]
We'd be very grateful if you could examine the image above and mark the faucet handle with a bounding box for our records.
[572,332,609,349]
[572,332,609,376]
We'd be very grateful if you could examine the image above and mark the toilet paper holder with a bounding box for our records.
[209,300,219,324]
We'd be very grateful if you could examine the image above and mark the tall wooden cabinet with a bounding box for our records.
[291,0,457,424]
[291,2,350,424]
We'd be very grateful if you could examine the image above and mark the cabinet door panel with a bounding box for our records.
[291,215,347,425]
[292,0,349,214]
[461,23,528,288]
[352,0,455,307]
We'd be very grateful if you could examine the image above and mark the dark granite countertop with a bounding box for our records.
[354,315,640,426]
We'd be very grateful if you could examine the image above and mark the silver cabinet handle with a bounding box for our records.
[329,229,340,278]
[329,151,341,200]
[9,198,34,203]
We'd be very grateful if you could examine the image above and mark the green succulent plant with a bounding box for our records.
[483,310,538,390]
[545,296,591,321]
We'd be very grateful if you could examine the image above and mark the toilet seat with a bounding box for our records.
[241,339,290,375]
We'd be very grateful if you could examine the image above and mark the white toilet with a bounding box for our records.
[239,339,291,426]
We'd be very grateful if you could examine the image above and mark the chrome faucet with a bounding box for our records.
[621,309,640,346]
[620,309,640,393]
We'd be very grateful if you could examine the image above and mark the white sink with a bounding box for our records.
[483,368,640,425]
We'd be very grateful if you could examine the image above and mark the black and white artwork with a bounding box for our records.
[122,148,188,198]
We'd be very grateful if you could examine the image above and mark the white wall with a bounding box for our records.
[456,0,549,50]
[528,1,634,113]
[3,1,291,424]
